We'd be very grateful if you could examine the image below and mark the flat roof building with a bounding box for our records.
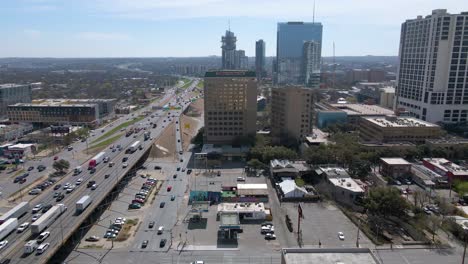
[318,166,365,206]
[217,202,268,220]
[359,116,443,144]
[0,84,32,117]
[7,98,116,127]
[423,158,468,181]
[281,248,380,264]
[204,70,257,144]
[271,86,314,142]
[379,158,412,178]
[236,184,268,197]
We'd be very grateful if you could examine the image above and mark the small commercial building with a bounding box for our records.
[359,116,443,144]
[278,179,308,198]
[422,158,468,181]
[318,166,365,206]
[270,159,310,179]
[218,212,241,240]
[236,184,268,198]
[217,202,268,220]
[379,158,412,178]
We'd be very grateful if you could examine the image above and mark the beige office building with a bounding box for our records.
[204,70,257,144]
[271,86,314,141]
[359,116,443,144]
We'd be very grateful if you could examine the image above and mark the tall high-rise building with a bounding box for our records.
[302,41,321,88]
[203,70,257,144]
[235,50,248,69]
[255,40,266,79]
[221,30,237,69]
[396,9,468,124]
[276,22,323,85]
[0,84,32,117]
[271,85,314,142]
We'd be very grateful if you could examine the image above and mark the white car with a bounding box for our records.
[338,232,345,240]
[37,231,50,243]
[32,214,42,222]
[190,261,204,264]
[17,222,30,232]
[122,163,128,168]
[0,240,8,250]
[76,178,83,185]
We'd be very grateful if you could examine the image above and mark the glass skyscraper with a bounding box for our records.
[276,22,323,85]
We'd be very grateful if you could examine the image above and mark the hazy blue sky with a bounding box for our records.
[1,0,466,57]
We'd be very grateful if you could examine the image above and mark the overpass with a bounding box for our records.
[0,80,199,264]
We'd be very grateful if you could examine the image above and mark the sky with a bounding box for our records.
[1,0,467,58]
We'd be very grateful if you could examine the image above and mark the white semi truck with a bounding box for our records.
[0,218,18,241]
[31,204,67,235]
[0,201,29,224]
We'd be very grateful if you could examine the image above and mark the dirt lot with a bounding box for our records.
[149,122,176,162]
[179,99,203,151]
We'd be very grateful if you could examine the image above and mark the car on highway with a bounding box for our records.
[53,192,61,198]
[122,163,129,168]
[28,166,34,171]
[53,184,62,190]
[182,168,186,172]
[37,231,50,243]
[190,261,204,264]
[87,180,96,188]
[42,204,53,213]
[160,238,167,248]
[122,157,128,162]
[29,189,41,195]
[0,240,8,250]
[36,242,50,254]
[56,193,65,202]
[159,202,165,208]
[31,214,42,222]
[90,167,96,174]
[148,221,155,228]
[105,174,110,179]
[187,169,192,174]
[173,174,177,179]
[32,204,43,214]
[66,185,76,193]
[91,184,98,190]
[76,178,83,185]
[109,162,115,167]
[338,232,345,240]
[171,195,176,201]
[265,233,276,240]
[17,222,30,233]
[167,186,172,192]
[176,167,180,171]
[141,240,149,248]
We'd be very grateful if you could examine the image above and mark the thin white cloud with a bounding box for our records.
[23,29,41,38]
[75,32,131,41]
[90,0,467,25]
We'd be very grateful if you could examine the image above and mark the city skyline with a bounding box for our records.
[1,0,466,57]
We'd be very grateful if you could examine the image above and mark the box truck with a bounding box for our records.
[31,204,67,235]
[76,195,92,214]
[127,141,141,154]
[24,240,38,254]
[73,166,82,175]
[0,201,29,224]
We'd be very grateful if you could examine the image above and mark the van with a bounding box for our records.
[36,243,50,254]
[24,240,38,254]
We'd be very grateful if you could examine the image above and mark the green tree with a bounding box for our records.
[191,127,204,146]
[364,186,410,218]
[247,158,265,170]
[250,145,298,163]
[348,158,371,179]
[53,159,70,174]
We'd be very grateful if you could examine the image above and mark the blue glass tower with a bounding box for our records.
[276,22,323,85]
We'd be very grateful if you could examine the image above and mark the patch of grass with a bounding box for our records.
[89,133,123,150]
[82,244,104,249]
[295,177,305,187]
[197,80,204,89]
[181,80,193,90]
[114,218,139,242]
[92,116,144,144]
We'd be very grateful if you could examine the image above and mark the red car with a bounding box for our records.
[167,186,172,192]
[53,156,58,160]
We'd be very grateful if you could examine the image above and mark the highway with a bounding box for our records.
[0,79,200,263]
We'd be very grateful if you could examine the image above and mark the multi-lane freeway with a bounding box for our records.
[0,79,200,264]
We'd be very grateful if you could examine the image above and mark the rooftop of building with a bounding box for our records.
[204,70,256,78]
[270,159,309,172]
[329,177,365,193]
[330,103,395,116]
[380,157,411,165]
[363,116,439,128]
[318,166,350,179]
[9,98,115,108]
[380,87,395,93]
[0,83,28,89]
[219,213,240,227]
[423,158,468,175]
[217,202,266,213]
[305,129,329,144]
[279,179,308,195]
[282,248,379,264]
[236,183,267,190]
